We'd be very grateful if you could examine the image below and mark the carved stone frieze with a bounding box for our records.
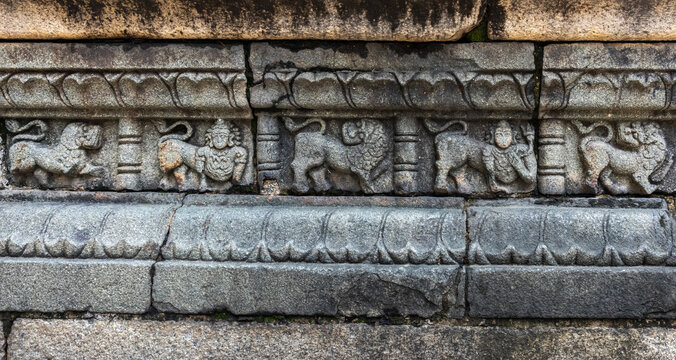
[468,198,674,266]
[251,42,536,196]
[163,196,466,265]
[0,43,250,119]
[0,191,181,259]
[539,43,676,195]
[4,118,254,191]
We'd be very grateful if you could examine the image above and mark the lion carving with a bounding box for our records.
[427,119,536,194]
[284,117,389,193]
[7,120,104,186]
[573,120,673,194]
[156,119,247,191]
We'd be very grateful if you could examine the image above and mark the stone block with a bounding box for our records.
[467,198,673,266]
[153,261,465,318]
[163,195,465,264]
[8,320,676,359]
[0,258,153,313]
[251,42,536,196]
[488,0,676,41]
[538,43,676,195]
[0,1,485,42]
[468,266,676,318]
[0,190,180,259]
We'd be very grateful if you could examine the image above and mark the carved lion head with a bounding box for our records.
[60,122,103,150]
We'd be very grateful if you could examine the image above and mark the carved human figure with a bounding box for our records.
[573,120,672,194]
[6,120,105,186]
[482,121,537,193]
[430,120,536,194]
[284,117,389,193]
[157,119,247,191]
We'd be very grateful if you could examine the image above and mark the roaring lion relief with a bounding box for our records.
[7,120,104,186]
[573,121,673,194]
[284,117,390,193]
[427,120,536,194]
[156,119,247,192]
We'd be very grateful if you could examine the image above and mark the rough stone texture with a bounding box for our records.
[538,43,676,195]
[468,266,676,318]
[252,42,536,196]
[153,261,465,317]
[8,320,676,360]
[163,195,465,264]
[0,325,4,360]
[0,190,180,258]
[0,258,153,313]
[488,0,676,41]
[0,0,485,42]
[467,198,673,265]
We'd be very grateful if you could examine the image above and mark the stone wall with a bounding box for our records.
[0,1,675,359]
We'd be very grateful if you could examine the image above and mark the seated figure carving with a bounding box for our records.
[429,120,536,194]
[6,120,104,186]
[157,119,247,192]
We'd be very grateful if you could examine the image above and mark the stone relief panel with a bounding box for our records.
[539,43,676,195]
[4,118,254,191]
[257,115,393,194]
[539,120,675,195]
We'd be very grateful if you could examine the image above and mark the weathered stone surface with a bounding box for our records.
[0,1,485,42]
[488,0,676,41]
[5,118,255,191]
[250,42,535,114]
[163,195,465,264]
[468,266,676,318]
[0,258,153,313]
[252,42,536,195]
[0,42,249,119]
[153,262,465,317]
[0,325,4,360]
[468,198,673,266]
[0,190,180,258]
[9,320,676,359]
[538,43,676,195]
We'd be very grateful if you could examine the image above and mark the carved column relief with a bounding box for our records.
[538,120,566,195]
[115,118,143,190]
[393,116,420,194]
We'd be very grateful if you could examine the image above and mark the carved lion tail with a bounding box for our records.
[650,152,674,183]
[572,120,613,150]
[423,119,467,135]
[283,117,326,134]
[6,120,48,142]
[155,120,194,143]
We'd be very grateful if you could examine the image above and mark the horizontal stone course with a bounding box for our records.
[488,0,676,41]
[0,258,153,313]
[468,266,676,318]
[8,320,676,359]
[468,198,674,266]
[0,0,484,41]
[164,195,465,264]
[153,261,465,318]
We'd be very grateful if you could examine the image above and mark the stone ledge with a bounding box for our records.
[152,261,465,318]
[468,266,676,319]
[488,0,676,41]
[0,258,153,313]
[0,0,485,41]
[8,319,676,359]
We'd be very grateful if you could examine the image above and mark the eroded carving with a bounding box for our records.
[284,118,391,193]
[157,119,248,192]
[427,120,536,194]
[573,121,673,194]
[6,120,104,186]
